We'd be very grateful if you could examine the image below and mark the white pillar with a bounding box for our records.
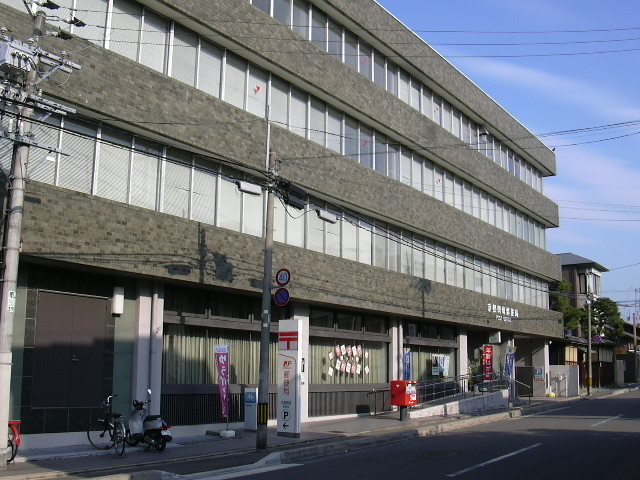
[131,280,164,414]
[291,303,309,422]
[390,318,402,380]
[149,283,164,415]
[532,339,550,397]
[131,281,152,403]
[457,328,468,378]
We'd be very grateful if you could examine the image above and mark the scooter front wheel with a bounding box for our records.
[154,437,167,452]
[125,435,140,447]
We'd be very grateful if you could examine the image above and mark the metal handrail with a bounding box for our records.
[415,372,509,408]
[512,378,533,405]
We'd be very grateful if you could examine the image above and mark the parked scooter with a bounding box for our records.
[126,389,172,451]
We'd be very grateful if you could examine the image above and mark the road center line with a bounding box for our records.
[590,414,623,427]
[447,443,543,477]
[523,406,570,417]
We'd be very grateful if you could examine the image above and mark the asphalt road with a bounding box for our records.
[219,390,640,480]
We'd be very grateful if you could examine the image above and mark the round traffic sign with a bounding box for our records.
[276,268,291,286]
[274,287,290,306]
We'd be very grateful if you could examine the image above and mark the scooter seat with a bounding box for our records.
[145,415,163,421]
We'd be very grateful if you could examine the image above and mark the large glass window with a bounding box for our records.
[27,116,60,186]
[218,168,242,231]
[327,107,342,153]
[271,77,289,127]
[198,41,223,97]
[130,137,160,210]
[192,157,217,225]
[225,53,247,109]
[360,125,373,168]
[76,0,108,46]
[324,212,342,257]
[310,337,388,384]
[274,0,291,25]
[252,0,271,14]
[140,9,167,73]
[97,127,130,203]
[290,87,308,137]
[374,50,385,88]
[345,30,358,70]
[358,219,372,265]
[328,19,342,59]
[243,182,264,237]
[344,116,358,160]
[386,61,398,96]
[311,7,327,51]
[59,119,96,194]
[164,149,191,218]
[359,42,372,80]
[292,0,309,38]
[110,0,141,61]
[171,25,197,86]
[247,65,268,117]
[309,98,326,146]
[163,324,278,385]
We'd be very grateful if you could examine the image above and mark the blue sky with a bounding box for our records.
[377,0,640,320]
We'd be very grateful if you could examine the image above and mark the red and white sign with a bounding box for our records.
[483,345,494,382]
[276,268,291,286]
[279,331,298,351]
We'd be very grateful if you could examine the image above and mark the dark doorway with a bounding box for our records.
[32,291,108,408]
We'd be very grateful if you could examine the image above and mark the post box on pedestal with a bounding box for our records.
[390,380,418,407]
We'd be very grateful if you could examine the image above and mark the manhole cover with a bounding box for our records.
[423,451,458,457]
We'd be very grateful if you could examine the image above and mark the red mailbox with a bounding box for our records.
[390,380,418,407]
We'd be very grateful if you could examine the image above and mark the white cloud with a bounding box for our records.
[460,58,639,124]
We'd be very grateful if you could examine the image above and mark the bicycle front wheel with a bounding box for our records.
[7,425,18,463]
[88,420,114,450]
[113,421,126,457]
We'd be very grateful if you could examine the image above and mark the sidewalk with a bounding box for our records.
[2,385,637,480]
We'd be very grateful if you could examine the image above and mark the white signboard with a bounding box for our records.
[277,319,302,438]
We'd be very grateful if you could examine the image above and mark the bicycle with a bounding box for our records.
[87,395,125,456]
[7,420,21,464]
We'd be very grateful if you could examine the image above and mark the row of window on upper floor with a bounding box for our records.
[0,110,549,309]
[247,0,546,193]
[0,0,547,247]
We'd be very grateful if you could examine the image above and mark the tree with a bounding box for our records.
[586,297,625,343]
[550,280,586,332]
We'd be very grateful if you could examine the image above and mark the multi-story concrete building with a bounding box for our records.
[0,0,562,442]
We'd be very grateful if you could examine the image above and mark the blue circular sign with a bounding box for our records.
[274,287,290,306]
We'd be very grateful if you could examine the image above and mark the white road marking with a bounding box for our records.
[523,406,570,417]
[190,464,301,479]
[447,443,543,477]
[590,414,623,427]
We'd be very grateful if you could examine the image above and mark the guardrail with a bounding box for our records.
[368,372,529,416]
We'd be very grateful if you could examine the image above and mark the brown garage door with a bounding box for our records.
[32,291,108,408]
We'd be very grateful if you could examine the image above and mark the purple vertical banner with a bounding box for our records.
[215,345,230,419]
[403,349,412,380]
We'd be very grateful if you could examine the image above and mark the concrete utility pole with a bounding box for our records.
[633,288,640,382]
[586,282,593,396]
[256,110,274,450]
[0,2,80,467]
[0,8,45,468]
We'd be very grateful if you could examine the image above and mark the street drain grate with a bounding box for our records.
[328,430,345,433]
[423,451,458,457]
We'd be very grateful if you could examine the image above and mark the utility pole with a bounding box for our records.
[586,283,593,396]
[633,288,640,382]
[0,9,44,468]
[0,2,80,467]
[256,108,274,450]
